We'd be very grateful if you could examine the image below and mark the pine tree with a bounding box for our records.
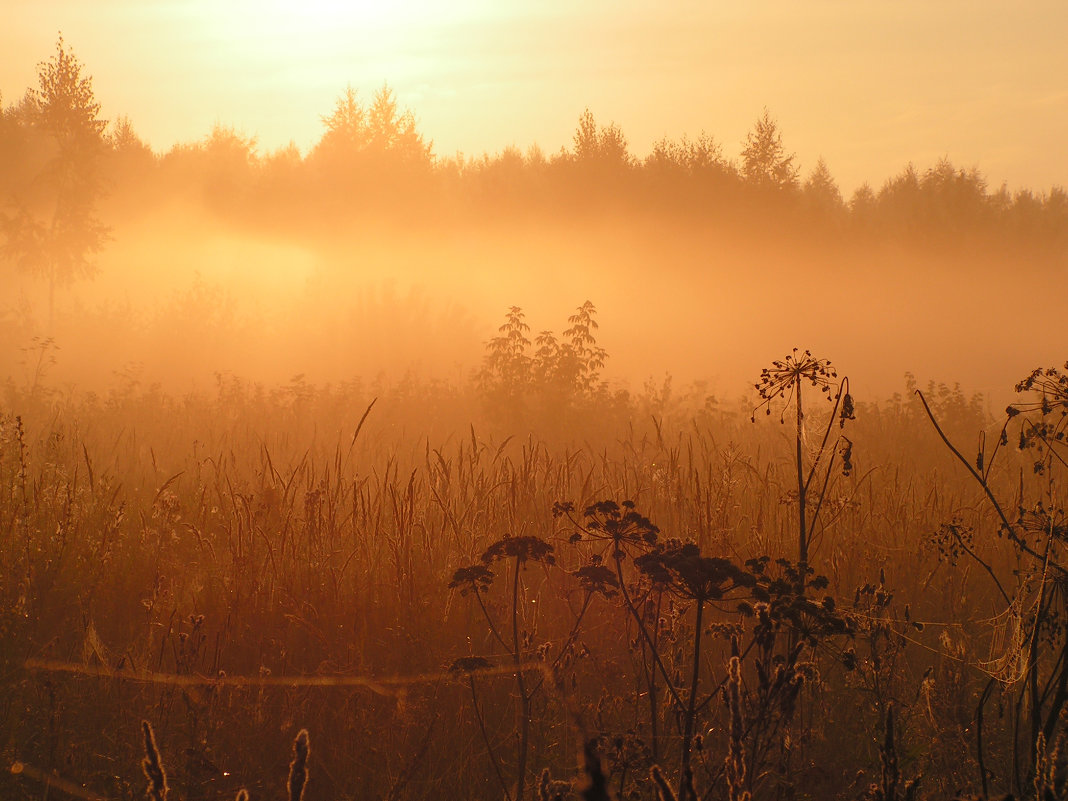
[2,35,110,327]
[740,108,798,190]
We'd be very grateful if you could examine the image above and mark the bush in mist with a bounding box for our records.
[478,301,612,429]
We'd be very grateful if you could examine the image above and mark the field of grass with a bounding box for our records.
[2,351,1062,801]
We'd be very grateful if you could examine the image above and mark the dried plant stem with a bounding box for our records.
[468,677,513,801]
[795,381,807,565]
[679,598,704,801]
[512,554,532,801]
[916,389,1064,575]
[613,553,684,710]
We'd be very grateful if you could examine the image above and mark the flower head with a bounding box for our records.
[579,499,659,558]
[572,564,620,598]
[449,564,495,595]
[752,348,838,423]
[481,535,556,566]
[634,543,755,602]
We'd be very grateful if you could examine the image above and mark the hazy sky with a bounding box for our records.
[3,1,1067,193]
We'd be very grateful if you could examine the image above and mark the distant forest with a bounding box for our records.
[2,39,1067,254]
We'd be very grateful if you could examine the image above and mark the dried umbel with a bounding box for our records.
[571,564,620,599]
[537,767,574,801]
[481,534,556,566]
[752,348,838,423]
[634,543,756,602]
[1009,362,1068,474]
[448,563,495,595]
[554,499,660,559]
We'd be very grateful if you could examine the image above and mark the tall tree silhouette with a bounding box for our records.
[803,157,844,215]
[740,108,798,190]
[2,35,109,327]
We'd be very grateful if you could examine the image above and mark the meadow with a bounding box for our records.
[2,338,1062,801]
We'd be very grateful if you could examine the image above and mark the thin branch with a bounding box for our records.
[915,390,1067,576]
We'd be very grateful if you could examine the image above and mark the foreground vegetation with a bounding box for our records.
[2,327,1064,800]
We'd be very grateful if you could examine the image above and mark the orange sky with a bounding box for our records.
[3,1,1067,193]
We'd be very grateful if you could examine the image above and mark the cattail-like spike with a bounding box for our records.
[539,768,552,801]
[725,656,751,801]
[650,765,678,801]
[288,729,310,801]
[140,720,168,801]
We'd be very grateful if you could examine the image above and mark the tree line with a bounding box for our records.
[2,38,1067,302]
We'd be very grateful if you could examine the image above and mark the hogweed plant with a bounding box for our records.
[553,500,852,801]
[449,534,562,801]
[752,349,854,567]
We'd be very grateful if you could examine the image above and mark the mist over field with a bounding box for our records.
[3,14,1068,801]
[3,129,1064,405]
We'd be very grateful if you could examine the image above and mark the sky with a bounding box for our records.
[2,1,1067,193]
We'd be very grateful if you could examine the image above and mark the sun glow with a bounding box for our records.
[213,0,490,40]
[190,0,495,110]
[254,0,417,32]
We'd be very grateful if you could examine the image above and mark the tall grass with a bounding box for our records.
[0,368,1044,799]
